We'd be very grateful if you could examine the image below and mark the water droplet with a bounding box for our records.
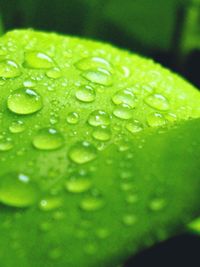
[113,104,132,120]
[0,60,21,78]
[144,93,169,111]
[126,121,143,134]
[39,197,62,211]
[7,88,43,115]
[165,112,177,122]
[92,126,111,141]
[0,139,13,151]
[24,51,54,69]
[75,85,95,103]
[65,178,92,193]
[122,214,137,226]
[9,120,25,133]
[149,198,165,211]
[69,141,97,164]
[75,56,112,71]
[147,112,166,127]
[126,194,138,204]
[33,128,64,150]
[112,89,136,108]
[82,68,113,86]
[88,110,110,127]
[0,173,38,208]
[48,248,62,260]
[46,67,62,79]
[96,228,109,239]
[67,112,79,125]
[84,243,97,255]
[80,197,104,211]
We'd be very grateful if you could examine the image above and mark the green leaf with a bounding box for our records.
[0,29,200,267]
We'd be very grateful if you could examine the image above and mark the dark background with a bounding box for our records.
[0,0,200,266]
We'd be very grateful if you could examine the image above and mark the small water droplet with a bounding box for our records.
[126,194,138,204]
[48,248,62,260]
[69,141,97,164]
[0,60,21,78]
[84,243,97,255]
[112,89,136,108]
[147,112,166,127]
[0,139,13,151]
[122,214,137,226]
[92,126,111,141]
[0,173,38,208]
[9,120,25,133]
[75,56,112,71]
[24,51,54,69]
[75,85,95,103]
[33,128,64,150]
[80,197,104,211]
[88,110,110,127]
[39,197,62,211]
[7,88,43,115]
[82,68,113,86]
[96,228,109,239]
[113,104,132,120]
[46,67,62,79]
[65,178,92,193]
[144,93,169,111]
[126,121,143,134]
[67,112,79,125]
[149,198,165,211]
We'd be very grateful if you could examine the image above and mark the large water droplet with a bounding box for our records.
[144,93,170,111]
[80,197,104,211]
[147,112,166,127]
[33,128,64,150]
[75,56,112,71]
[67,112,79,125]
[92,126,111,141]
[0,139,13,151]
[88,110,110,127]
[7,88,43,115]
[0,60,21,78]
[9,120,25,133]
[69,141,97,164]
[82,68,113,86]
[65,178,92,193]
[112,89,136,108]
[46,67,62,79]
[75,85,95,103]
[113,104,132,120]
[24,51,54,69]
[0,173,38,207]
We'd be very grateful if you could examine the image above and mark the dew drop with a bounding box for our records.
[48,248,62,260]
[33,128,64,150]
[144,93,170,111]
[24,51,54,69]
[7,88,43,115]
[88,110,110,127]
[82,68,113,86]
[75,56,112,71]
[65,178,92,193]
[126,121,143,134]
[149,198,165,211]
[122,214,137,226]
[0,139,13,151]
[75,85,95,103]
[9,120,25,133]
[69,141,97,164]
[46,67,62,79]
[113,104,132,120]
[147,112,166,127]
[0,173,38,208]
[112,89,136,108]
[67,112,79,125]
[80,197,104,211]
[39,197,62,211]
[96,228,110,239]
[0,60,21,78]
[92,126,111,141]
